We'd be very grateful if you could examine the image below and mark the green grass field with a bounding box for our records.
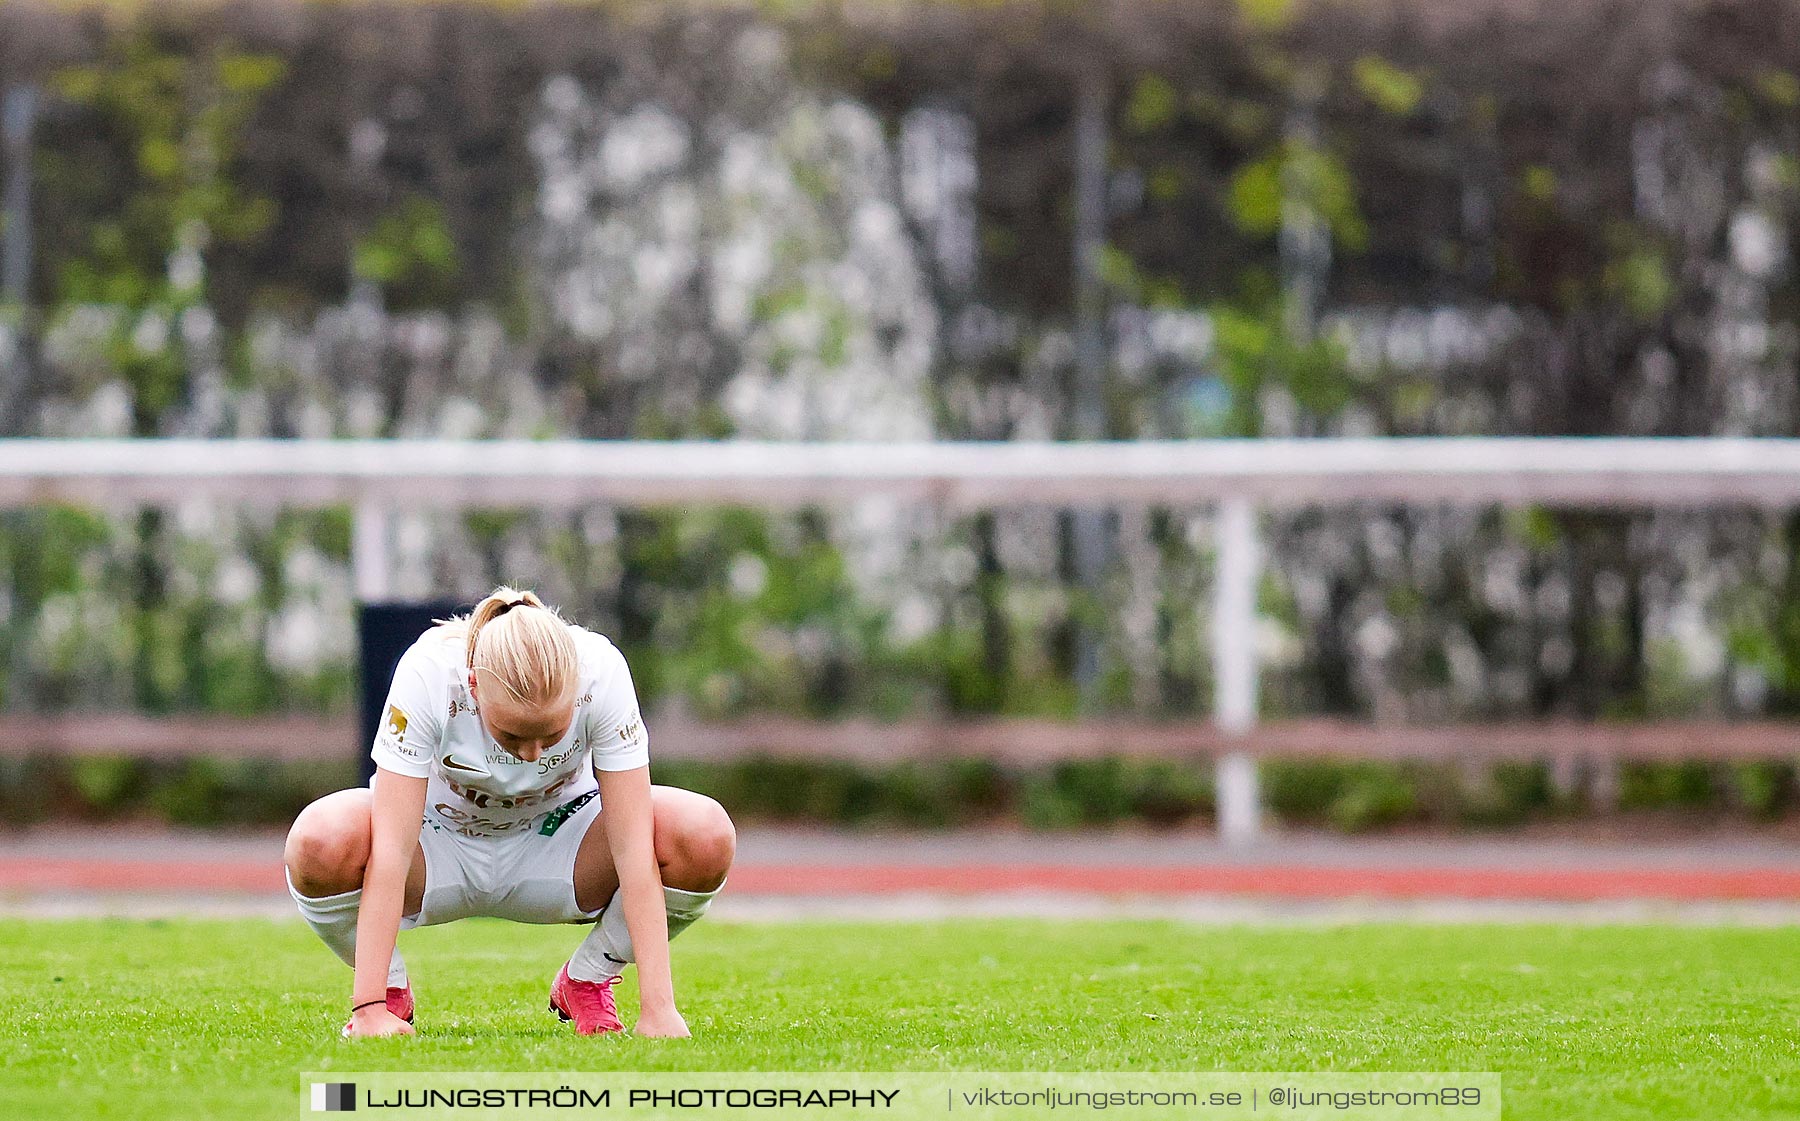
[1,917,1795,1119]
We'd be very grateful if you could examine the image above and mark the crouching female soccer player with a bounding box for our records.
[283,587,734,1039]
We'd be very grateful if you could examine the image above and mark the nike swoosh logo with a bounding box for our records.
[442,755,486,774]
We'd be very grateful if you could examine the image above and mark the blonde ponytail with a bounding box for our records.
[442,586,579,707]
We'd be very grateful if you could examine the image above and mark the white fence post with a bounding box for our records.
[1212,496,1262,846]
[352,501,391,603]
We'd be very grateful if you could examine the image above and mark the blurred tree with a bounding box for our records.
[40,31,281,431]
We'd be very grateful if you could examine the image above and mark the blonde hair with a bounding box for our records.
[438,586,578,708]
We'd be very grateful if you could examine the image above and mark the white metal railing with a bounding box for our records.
[7,437,1800,506]
[7,436,1800,845]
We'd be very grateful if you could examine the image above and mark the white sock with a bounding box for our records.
[287,867,410,989]
[566,882,722,983]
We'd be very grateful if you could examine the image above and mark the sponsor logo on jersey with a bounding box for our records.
[535,742,582,775]
[538,790,598,836]
[432,802,537,836]
[442,753,485,774]
[441,771,578,812]
[615,712,644,744]
[379,705,421,758]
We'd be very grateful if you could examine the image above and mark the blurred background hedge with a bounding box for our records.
[4,754,1793,833]
[2,0,1800,829]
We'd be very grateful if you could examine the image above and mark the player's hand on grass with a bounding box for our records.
[343,1005,416,1039]
[634,1005,690,1038]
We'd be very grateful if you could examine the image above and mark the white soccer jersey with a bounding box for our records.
[370,624,649,838]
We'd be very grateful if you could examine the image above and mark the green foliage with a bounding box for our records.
[1020,757,1213,828]
[1722,515,1800,714]
[1127,759,1215,825]
[67,756,140,812]
[658,755,1209,834]
[49,36,282,306]
[1352,56,1424,116]
[0,502,371,718]
[1265,760,1534,833]
[911,625,1006,715]
[138,758,355,827]
[0,507,124,709]
[1520,165,1558,204]
[1226,155,1285,236]
[1387,379,1437,428]
[353,196,462,310]
[1210,297,1355,434]
[1,507,114,609]
[1601,232,1675,320]
[1124,74,1179,134]
[761,759,975,825]
[0,760,56,826]
[1456,761,1557,827]
[1258,760,1420,832]
[43,32,283,430]
[1730,762,1791,819]
[1507,506,1563,553]
[1325,766,1417,831]
[1032,759,1129,826]
[1228,140,1369,252]
[311,508,356,563]
[652,756,993,828]
[619,509,896,718]
[1636,637,1709,719]
[1617,761,1719,811]
[5,752,1797,831]
[1754,69,1800,107]
[1094,245,1185,309]
[1234,0,1297,32]
[1145,164,1186,203]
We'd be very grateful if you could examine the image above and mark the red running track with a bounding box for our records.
[4,857,1799,901]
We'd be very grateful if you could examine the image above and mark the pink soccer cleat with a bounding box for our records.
[548,963,623,1035]
[387,985,415,1024]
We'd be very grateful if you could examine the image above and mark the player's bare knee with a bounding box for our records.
[285,807,368,895]
[700,800,737,875]
[666,798,734,889]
